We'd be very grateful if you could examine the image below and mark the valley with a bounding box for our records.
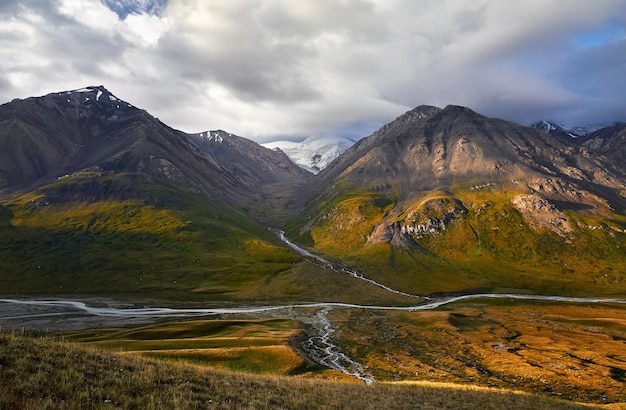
[2,291,626,403]
[1,86,625,407]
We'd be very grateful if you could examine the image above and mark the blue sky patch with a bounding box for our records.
[571,20,624,50]
[102,0,167,19]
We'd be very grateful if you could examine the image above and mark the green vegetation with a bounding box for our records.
[65,319,310,376]
[0,330,591,409]
[289,183,626,297]
[0,173,301,301]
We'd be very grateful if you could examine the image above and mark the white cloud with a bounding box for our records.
[0,0,625,141]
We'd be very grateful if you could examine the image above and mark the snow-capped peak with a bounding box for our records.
[531,119,609,138]
[58,86,133,109]
[262,135,356,174]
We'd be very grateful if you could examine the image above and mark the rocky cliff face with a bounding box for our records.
[399,198,467,239]
[510,194,573,237]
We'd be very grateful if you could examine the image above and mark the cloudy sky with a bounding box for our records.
[1,0,625,142]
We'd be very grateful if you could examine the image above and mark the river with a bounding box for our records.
[2,232,625,383]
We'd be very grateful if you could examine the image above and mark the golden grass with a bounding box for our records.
[0,330,592,409]
[9,200,190,236]
[330,301,626,404]
[293,185,626,297]
[138,345,306,375]
[310,194,393,256]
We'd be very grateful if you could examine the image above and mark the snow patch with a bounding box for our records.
[262,136,355,173]
[96,90,103,101]
[199,131,225,143]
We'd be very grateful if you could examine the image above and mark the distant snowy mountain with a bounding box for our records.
[262,136,356,174]
[531,120,607,138]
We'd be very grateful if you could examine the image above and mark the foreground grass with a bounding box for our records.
[0,331,591,409]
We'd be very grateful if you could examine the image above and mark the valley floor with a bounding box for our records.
[1,295,626,406]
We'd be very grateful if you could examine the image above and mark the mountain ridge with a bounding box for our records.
[0,86,308,205]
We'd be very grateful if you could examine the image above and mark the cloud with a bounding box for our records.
[1,0,625,142]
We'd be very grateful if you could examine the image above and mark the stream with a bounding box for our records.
[275,229,422,299]
[300,308,374,384]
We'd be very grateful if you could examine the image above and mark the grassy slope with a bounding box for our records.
[287,183,626,297]
[0,173,301,301]
[65,319,312,376]
[330,299,626,404]
[0,173,426,305]
[0,330,590,410]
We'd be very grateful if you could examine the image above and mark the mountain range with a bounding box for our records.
[0,86,625,300]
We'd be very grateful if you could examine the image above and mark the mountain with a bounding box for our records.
[262,135,356,174]
[0,86,307,204]
[580,122,626,167]
[2,90,626,405]
[530,120,607,139]
[286,104,626,296]
[2,87,626,300]
[531,119,625,169]
[530,120,582,139]
[0,86,310,299]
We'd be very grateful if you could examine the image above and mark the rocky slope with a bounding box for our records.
[580,122,626,168]
[287,104,626,296]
